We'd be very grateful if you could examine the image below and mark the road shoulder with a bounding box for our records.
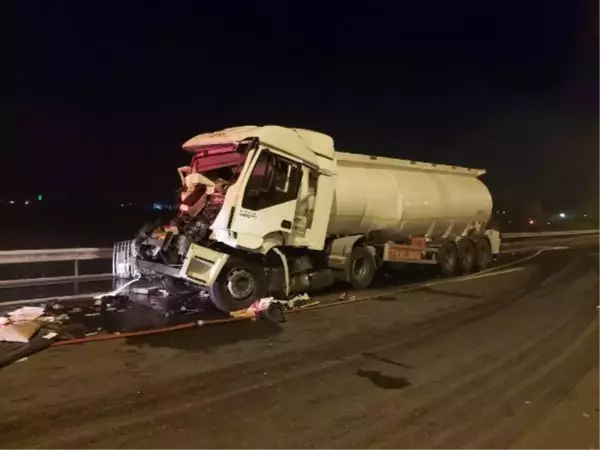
[511,365,599,449]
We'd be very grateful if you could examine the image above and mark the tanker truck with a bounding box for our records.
[113,125,500,312]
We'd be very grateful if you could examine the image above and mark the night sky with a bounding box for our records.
[8,0,599,212]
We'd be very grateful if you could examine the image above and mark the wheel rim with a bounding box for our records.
[352,258,369,280]
[445,251,456,267]
[226,268,255,301]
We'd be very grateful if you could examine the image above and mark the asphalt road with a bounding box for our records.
[0,236,598,449]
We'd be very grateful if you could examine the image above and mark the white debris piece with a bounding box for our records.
[249,297,276,312]
[133,286,165,295]
[7,306,45,322]
[0,321,41,343]
[290,293,310,302]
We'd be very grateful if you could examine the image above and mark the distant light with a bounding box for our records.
[528,219,535,225]
[24,200,30,205]
[584,213,588,218]
[37,194,43,201]
[559,212,566,218]
[547,221,551,225]
[9,200,15,205]
[502,210,506,214]
[120,204,125,207]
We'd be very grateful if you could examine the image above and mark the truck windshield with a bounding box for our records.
[190,143,245,174]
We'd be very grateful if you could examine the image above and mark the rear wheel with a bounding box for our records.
[474,238,492,271]
[346,246,376,289]
[438,241,458,276]
[457,238,476,274]
[208,257,267,312]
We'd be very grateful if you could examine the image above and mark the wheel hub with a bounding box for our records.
[352,258,369,279]
[226,268,255,300]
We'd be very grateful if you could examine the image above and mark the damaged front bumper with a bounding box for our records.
[113,240,229,288]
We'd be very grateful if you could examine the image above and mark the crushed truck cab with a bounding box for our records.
[114,124,500,312]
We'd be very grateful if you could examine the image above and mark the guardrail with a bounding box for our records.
[0,229,597,307]
[0,248,113,289]
[501,229,599,239]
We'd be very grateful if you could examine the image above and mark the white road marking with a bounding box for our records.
[318,249,546,309]
[448,267,526,282]
[500,245,570,254]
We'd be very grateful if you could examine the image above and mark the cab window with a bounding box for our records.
[242,150,302,210]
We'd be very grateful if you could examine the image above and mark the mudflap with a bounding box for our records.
[180,243,230,287]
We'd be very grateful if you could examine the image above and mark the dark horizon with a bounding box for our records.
[8,0,599,212]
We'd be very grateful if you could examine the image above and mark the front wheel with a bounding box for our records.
[346,246,376,289]
[208,257,268,312]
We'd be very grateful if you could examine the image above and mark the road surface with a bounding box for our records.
[0,236,598,448]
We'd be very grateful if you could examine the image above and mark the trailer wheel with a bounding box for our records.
[457,239,476,274]
[346,246,376,289]
[474,238,492,271]
[438,241,458,276]
[208,257,267,312]
[162,276,202,296]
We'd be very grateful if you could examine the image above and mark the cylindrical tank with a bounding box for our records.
[328,152,493,242]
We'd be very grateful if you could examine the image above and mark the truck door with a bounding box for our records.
[230,148,302,249]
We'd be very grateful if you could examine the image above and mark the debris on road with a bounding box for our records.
[132,286,169,296]
[0,320,41,343]
[337,292,356,302]
[0,287,319,368]
[8,306,45,322]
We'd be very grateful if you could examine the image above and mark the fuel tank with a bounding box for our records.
[328,152,493,242]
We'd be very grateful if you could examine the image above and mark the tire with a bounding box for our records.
[346,246,376,289]
[457,238,476,274]
[162,276,202,296]
[474,238,492,271]
[438,241,458,277]
[207,257,268,312]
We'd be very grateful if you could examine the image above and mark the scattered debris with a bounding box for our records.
[0,285,316,367]
[280,293,318,309]
[582,412,590,418]
[0,321,41,343]
[8,306,45,322]
[337,292,356,302]
[133,286,169,296]
[42,332,58,340]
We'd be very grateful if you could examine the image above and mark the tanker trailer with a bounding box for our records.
[114,125,500,312]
